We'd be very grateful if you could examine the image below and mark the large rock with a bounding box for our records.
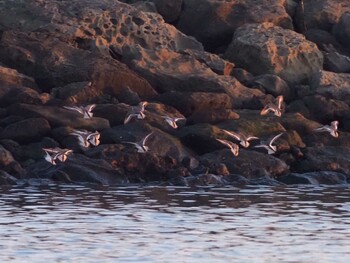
[177,0,293,50]
[294,0,350,32]
[302,95,349,123]
[279,171,349,185]
[0,144,25,177]
[224,23,323,84]
[310,70,350,103]
[333,13,350,47]
[200,149,289,179]
[0,118,51,143]
[8,103,110,130]
[295,146,350,175]
[0,31,156,99]
[0,65,44,106]
[26,154,128,185]
[156,91,233,117]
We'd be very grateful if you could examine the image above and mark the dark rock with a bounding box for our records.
[294,0,350,32]
[152,0,183,23]
[324,52,350,73]
[93,103,129,127]
[188,109,240,125]
[156,91,233,117]
[9,104,110,130]
[333,12,350,47]
[0,170,18,185]
[295,146,350,174]
[200,149,289,179]
[249,74,292,100]
[224,23,323,84]
[310,70,350,103]
[279,171,348,185]
[303,95,349,123]
[0,31,156,98]
[0,118,50,143]
[101,122,196,161]
[280,113,320,137]
[26,154,128,185]
[0,144,25,177]
[304,29,343,52]
[185,174,228,187]
[177,0,292,51]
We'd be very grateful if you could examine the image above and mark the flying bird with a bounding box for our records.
[122,132,153,153]
[254,132,284,154]
[124,101,148,124]
[314,121,339,138]
[43,147,73,165]
[70,129,101,148]
[260,95,283,117]
[216,138,240,156]
[162,116,186,129]
[63,104,96,119]
[223,129,259,148]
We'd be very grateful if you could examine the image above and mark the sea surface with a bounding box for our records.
[0,182,350,263]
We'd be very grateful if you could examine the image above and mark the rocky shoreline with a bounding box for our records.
[1,0,350,186]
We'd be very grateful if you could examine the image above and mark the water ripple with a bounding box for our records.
[0,184,350,262]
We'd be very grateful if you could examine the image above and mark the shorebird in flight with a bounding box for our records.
[43,147,73,165]
[223,129,259,148]
[162,116,186,129]
[70,129,101,148]
[124,101,148,124]
[216,138,239,156]
[314,121,339,138]
[63,104,96,119]
[260,95,283,117]
[122,132,153,153]
[254,132,284,154]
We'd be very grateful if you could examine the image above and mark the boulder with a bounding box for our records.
[324,52,350,73]
[177,0,292,50]
[156,91,233,117]
[8,103,110,130]
[0,144,25,177]
[0,118,51,143]
[279,171,349,185]
[0,31,156,98]
[295,146,350,174]
[333,13,350,47]
[249,74,292,100]
[302,95,349,123]
[224,23,323,84]
[294,0,350,32]
[310,70,350,103]
[26,154,128,185]
[200,149,289,179]
[187,109,240,125]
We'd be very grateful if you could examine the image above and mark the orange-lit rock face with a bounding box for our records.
[177,0,293,51]
[224,22,324,84]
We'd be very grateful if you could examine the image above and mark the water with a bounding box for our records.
[1,183,350,263]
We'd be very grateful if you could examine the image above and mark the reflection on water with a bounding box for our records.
[0,183,350,263]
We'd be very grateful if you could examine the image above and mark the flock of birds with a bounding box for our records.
[42,95,340,166]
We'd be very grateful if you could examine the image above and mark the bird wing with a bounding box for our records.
[276,95,283,109]
[246,136,259,141]
[216,138,232,148]
[260,105,273,115]
[124,113,136,124]
[331,121,338,130]
[86,104,96,112]
[142,132,153,146]
[223,130,241,141]
[63,106,84,115]
[269,132,284,147]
